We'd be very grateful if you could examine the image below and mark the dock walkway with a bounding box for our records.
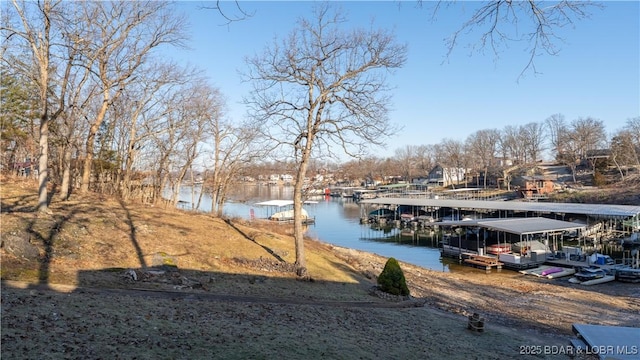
[463,254,503,271]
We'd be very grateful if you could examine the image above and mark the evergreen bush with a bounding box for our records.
[377,257,410,296]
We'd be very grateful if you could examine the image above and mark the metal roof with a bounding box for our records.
[255,200,294,207]
[436,217,586,235]
[572,324,640,360]
[360,198,640,218]
[255,200,318,207]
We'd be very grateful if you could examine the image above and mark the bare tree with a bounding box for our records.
[4,0,66,213]
[570,117,607,173]
[166,81,214,208]
[545,113,567,159]
[54,77,93,201]
[550,117,605,183]
[145,76,209,207]
[466,129,500,188]
[394,145,418,182]
[558,130,581,183]
[339,156,384,185]
[77,1,188,193]
[53,10,99,200]
[500,125,526,164]
[429,1,599,78]
[609,130,638,180]
[414,144,436,178]
[244,4,407,277]
[438,138,466,189]
[624,117,640,150]
[148,92,183,206]
[204,117,262,217]
[521,122,546,164]
[200,1,254,25]
[114,62,189,202]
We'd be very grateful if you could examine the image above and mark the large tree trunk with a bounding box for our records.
[483,168,488,189]
[195,170,209,211]
[81,99,109,193]
[293,157,309,278]
[121,111,142,201]
[293,124,316,278]
[37,112,49,212]
[59,144,72,200]
[158,172,170,207]
[80,126,96,193]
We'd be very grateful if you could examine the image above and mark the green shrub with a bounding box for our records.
[377,257,410,296]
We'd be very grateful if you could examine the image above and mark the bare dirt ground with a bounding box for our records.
[1,177,639,359]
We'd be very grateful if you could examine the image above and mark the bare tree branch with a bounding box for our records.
[424,1,601,79]
[199,0,254,26]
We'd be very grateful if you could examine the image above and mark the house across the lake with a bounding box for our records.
[427,164,466,187]
[514,175,556,199]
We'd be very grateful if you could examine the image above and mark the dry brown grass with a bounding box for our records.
[0,176,363,286]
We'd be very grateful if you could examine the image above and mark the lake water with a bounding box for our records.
[175,184,457,272]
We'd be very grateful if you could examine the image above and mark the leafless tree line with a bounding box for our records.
[1,0,259,214]
[334,115,640,187]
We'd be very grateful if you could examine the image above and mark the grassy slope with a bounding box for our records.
[1,177,365,287]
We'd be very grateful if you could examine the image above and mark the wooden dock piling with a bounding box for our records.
[467,313,485,332]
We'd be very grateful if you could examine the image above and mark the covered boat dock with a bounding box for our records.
[359,197,640,269]
[254,200,317,224]
[359,198,640,234]
[437,217,587,269]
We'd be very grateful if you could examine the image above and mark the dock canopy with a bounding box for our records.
[360,198,640,219]
[437,217,586,236]
[255,200,318,207]
[255,200,295,207]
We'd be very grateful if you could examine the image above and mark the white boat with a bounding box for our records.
[519,265,576,279]
[352,189,378,200]
[545,268,575,279]
[616,268,640,283]
[519,265,554,277]
[568,266,615,285]
[568,275,616,285]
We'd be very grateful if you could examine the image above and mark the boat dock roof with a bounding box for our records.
[360,198,640,219]
[571,324,640,360]
[255,200,318,207]
[437,217,586,235]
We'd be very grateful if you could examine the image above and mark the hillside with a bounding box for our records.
[0,177,363,287]
[553,174,640,205]
[2,177,638,359]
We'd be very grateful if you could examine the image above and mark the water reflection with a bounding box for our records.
[178,184,459,272]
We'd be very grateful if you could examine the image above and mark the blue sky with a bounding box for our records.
[166,1,639,159]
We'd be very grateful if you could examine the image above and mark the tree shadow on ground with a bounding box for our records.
[224,218,286,263]
[0,194,39,213]
[24,208,81,285]
[118,198,147,268]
